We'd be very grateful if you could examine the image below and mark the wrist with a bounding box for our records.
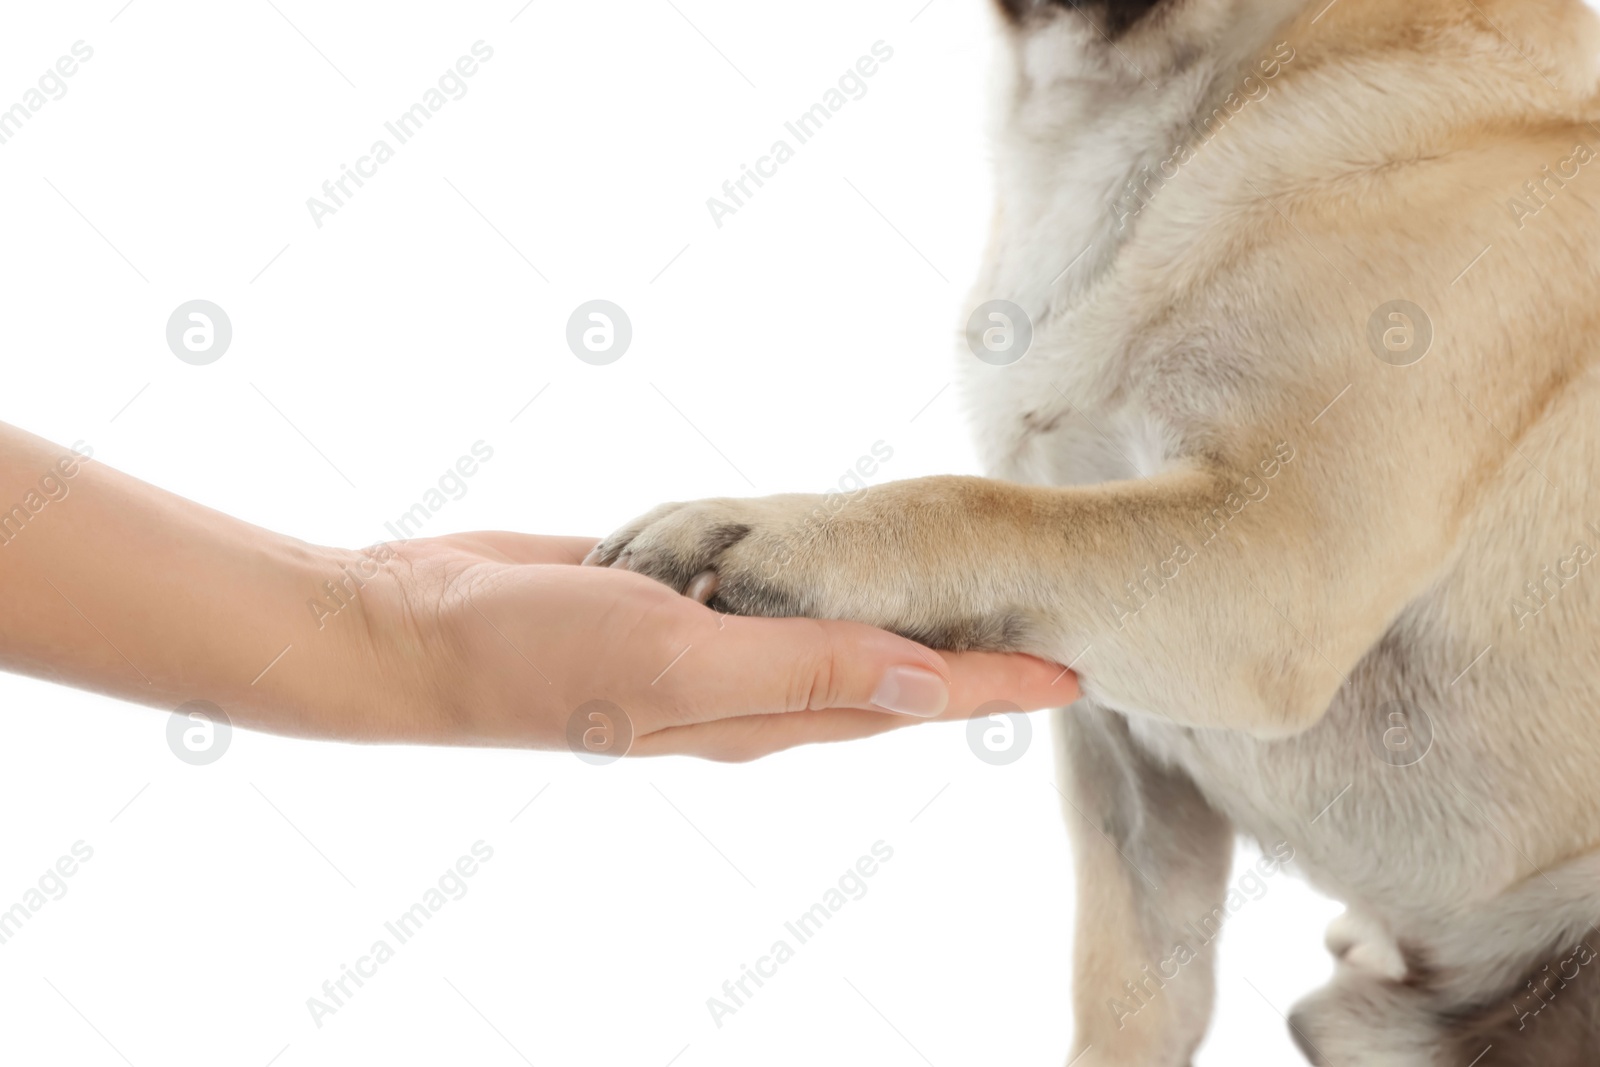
[346,541,586,750]
[253,538,462,744]
[307,539,500,746]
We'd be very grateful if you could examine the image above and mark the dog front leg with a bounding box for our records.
[1056,706,1234,1067]
[590,440,1432,738]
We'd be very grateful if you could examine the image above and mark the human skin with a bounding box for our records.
[0,422,1078,761]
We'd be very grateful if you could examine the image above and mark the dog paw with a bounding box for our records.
[584,495,826,619]
[1325,909,1407,981]
[586,481,1047,653]
[1288,971,1439,1066]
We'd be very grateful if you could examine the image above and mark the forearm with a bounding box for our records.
[0,423,411,741]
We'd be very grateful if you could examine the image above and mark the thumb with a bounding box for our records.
[685,615,953,720]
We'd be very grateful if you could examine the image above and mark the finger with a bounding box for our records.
[659,614,955,723]
[630,706,919,761]
[432,532,600,566]
[635,652,1074,756]
[931,651,1079,720]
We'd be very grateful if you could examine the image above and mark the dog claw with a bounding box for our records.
[686,570,719,604]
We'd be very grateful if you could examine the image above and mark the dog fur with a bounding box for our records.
[590,0,1600,1061]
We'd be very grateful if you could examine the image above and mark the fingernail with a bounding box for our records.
[871,666,949,718]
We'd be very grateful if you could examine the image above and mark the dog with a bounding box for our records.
[587,0,1600,1061]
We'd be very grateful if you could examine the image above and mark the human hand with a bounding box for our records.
[0,421,1075,758]
[370,532,1079,761]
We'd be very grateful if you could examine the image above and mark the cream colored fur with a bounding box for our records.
[591,0,1600,1061]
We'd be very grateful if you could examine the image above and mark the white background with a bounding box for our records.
[0,1,1374,1064]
